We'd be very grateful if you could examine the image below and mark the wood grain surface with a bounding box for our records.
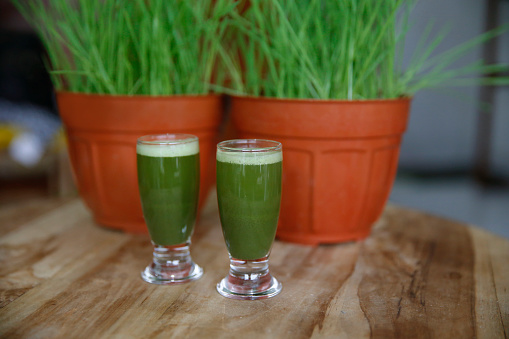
[0,195,508,338]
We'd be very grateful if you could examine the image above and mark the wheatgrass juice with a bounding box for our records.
[137,139,200,246]
[216,149,282,260]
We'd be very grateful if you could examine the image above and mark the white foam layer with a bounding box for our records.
[137,140,199,157]
[217,150,282,165]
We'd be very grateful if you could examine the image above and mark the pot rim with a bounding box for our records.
[56,90,222,100]
[230,94,412,105]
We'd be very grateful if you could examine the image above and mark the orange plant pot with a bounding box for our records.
[57,92,222,233]
[231,96,410,245]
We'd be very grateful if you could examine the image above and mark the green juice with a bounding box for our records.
[137,143,199,246]
[216,152,282,260]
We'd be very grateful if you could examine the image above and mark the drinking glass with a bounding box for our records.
[216,139,283,300]
[137,134,203,284]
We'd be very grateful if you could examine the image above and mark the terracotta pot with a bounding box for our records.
[57,92,222,233]
[231,96,410,245]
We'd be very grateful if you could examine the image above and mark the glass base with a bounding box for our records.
[141,242,203,285]
[216,257,282,300]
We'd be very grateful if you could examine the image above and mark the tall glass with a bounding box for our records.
[216,139,283,300]
[137,134,203,284]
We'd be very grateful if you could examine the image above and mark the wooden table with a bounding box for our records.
[0,196,508,338]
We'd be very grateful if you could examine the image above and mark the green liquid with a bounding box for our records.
[216,159,282,260]
[137,153,200,246]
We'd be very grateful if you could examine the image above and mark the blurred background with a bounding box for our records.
[0,0,72,204]
[0,0,508,237]
[391,0,509,238]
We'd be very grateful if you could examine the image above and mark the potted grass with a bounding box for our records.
[13,0,236,233]
[222,0,508,245]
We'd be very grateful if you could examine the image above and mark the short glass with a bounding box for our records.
[137,134,203,284]
[216,139,283,300]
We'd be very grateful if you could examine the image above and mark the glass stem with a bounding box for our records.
[225,256,273,294]
[151,242,193,272]
[141,241,203,284]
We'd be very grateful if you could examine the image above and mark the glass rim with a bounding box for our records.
[137,133,198,145]
[217,139,282,153]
